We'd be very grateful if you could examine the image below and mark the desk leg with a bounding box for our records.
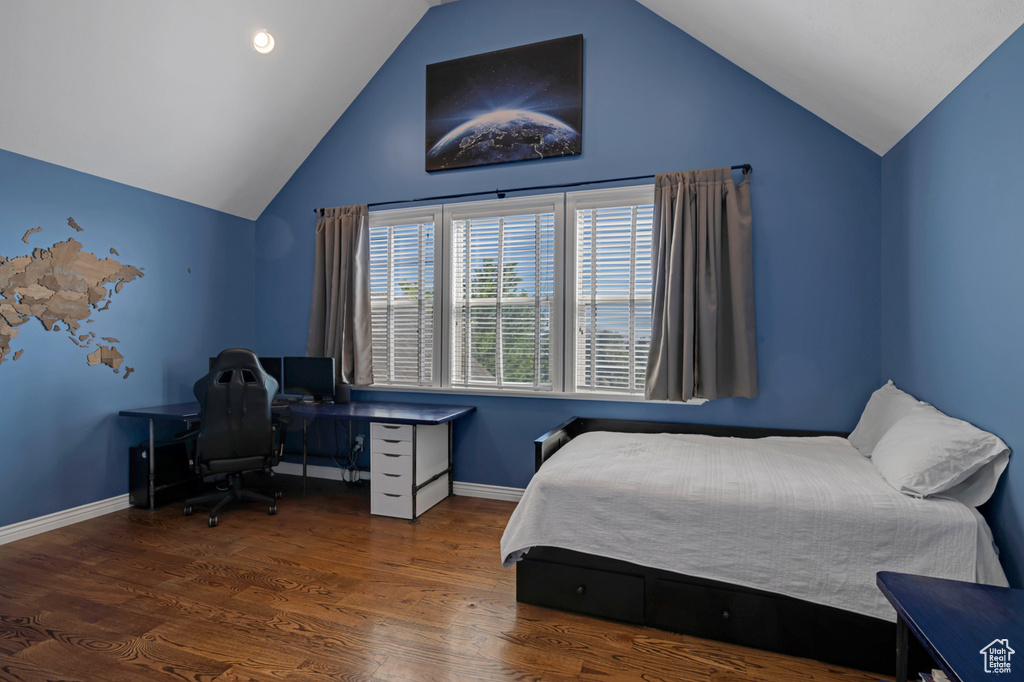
[410,425,419,524]
[148,418,156,511]
[301,417,308,496]
[447,421,454,497]
[895,614,909,682]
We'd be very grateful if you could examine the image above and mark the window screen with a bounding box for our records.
[450,210,556,391]
[369,217,435,386]
[574,201,653,394]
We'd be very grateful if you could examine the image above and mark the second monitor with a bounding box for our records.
[283,356,336,402]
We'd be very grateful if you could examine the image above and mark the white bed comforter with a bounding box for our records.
[500,432,1007,621]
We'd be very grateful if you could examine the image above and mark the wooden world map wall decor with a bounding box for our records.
[0,217,143,378]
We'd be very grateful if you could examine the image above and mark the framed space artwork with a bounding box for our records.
[425,35,583,172]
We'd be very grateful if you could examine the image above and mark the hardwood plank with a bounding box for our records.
[0,476,891,681]
[11,638,175,681]
[0,614,53,657]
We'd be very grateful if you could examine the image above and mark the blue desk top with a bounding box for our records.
[119,402,200,420]
[121,400,475,426]
[877,571,1024,681]
[288,401,474,425]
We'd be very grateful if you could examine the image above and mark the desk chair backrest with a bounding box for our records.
[193,348,279,474]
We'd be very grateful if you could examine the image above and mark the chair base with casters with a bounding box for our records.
[184,470,282,527]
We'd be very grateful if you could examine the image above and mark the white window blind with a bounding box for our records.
[449,203,558,391]
[369,212,437,386]
[572,193,653,395]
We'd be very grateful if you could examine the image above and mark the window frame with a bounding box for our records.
[441,194,565,394]
[367,185,662,401]
[564,186,655,397]
[368,205,444,388]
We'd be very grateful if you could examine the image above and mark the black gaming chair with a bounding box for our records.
[183,348,283,527]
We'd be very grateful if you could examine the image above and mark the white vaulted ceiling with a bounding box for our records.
[634,0,1024,157]
[0,0,451,219]
[0,0,1021,220]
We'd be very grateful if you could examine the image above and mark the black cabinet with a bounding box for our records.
[128,440,200,509]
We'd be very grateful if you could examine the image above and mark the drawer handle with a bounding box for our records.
[722,609,730,620]
[384,493,401,498]
[382,424,401,429]
[383,439,402,444]
[575,585,586,595]
[383,473,400,478]
[383,453,401,458]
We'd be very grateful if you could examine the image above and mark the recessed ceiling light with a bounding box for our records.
[252,30,275,54]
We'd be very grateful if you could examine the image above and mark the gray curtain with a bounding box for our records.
[306,205,374,386]
[645,167,757,401]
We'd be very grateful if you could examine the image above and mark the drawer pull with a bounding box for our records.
[722,609,730,620]
[384,453,401,458]
[383,439,402,443]
[384,473,400,478]
[384,493,401,498]
[575,585,586,595]
[382,424,401,429]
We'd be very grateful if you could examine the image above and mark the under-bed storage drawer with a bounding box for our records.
[649,575,900,672]
[516,559,644,624]
[649,577,796,651]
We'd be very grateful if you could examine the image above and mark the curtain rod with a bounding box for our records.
[313,164,752,214]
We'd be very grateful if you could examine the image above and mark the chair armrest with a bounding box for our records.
[172,427,199,442]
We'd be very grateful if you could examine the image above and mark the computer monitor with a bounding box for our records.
[208,355,283,395]
[258,357,283,392]
[283,356,336,402]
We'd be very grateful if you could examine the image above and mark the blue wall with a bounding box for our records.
[880,24,1024,587]
[255,0,883,491]
[0,149,256,527]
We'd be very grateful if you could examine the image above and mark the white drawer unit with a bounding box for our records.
[369,421,451,520]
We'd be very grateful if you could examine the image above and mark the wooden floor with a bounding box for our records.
[0,476,892,681]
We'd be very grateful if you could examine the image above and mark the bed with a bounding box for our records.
[500,407,1009,675]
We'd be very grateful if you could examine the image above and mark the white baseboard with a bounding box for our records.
[0,494,131,545]
[274,462,524,502]
[452,481,524,502]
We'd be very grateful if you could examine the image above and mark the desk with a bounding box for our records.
[121,401,475,519]
[877,571,1024,682]
[289,401,475,520]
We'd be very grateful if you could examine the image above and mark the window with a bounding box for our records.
[368,186,653,398]
[568,187,653,395]
[447,197,562,391]
[368,208,440,387]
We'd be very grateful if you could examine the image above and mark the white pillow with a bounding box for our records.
[871,403,1009,505]
[848,380,922,457]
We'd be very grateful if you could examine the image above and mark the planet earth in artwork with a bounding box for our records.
[426,109,581,170]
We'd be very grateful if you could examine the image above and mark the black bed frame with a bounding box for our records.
[518,416,933,676]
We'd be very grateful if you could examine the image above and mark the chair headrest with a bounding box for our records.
[195,348,278,403]
[210,348,261,373]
